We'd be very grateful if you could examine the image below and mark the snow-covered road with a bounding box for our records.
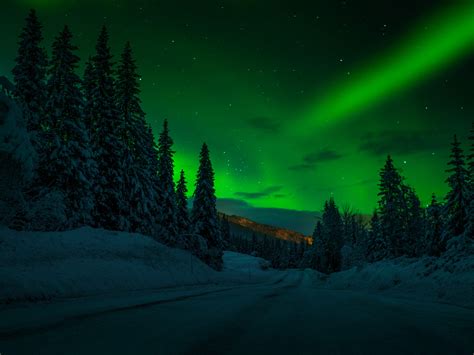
[1,269,473,355]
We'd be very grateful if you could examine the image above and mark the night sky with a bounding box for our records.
[1,0,473,221]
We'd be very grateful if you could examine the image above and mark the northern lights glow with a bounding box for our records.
[302,3,474,129]
[0,0,472,218]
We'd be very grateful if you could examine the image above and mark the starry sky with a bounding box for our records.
[0,0,472,224]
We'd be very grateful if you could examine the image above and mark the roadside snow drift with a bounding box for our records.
[321,251,474,308]
[0,227,275,303]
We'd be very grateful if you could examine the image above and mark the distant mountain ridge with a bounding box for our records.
[222,213,312,245]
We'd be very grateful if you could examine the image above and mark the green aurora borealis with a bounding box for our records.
[0,0,472,217]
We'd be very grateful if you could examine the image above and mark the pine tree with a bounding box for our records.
[91,26,128,231]
[402,185,424,257]
[116,42,156,234]
[39,26,97,227]
[308,220,323,270]
[320,198,343,273]
[468,122,474,187]
[366,210,387,262]
[82,57,95,134]
[444,135,469,239]
[156,119,178,241]
[426,194,445,255]
[466,200,474,239]
[12,9,47,135]
[220,214,231,249]
[192,143,223,270]
[378,155,404,257]
[176,169,189,235]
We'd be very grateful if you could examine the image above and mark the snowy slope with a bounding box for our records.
[0,227,277,303]
[320,250,474,308]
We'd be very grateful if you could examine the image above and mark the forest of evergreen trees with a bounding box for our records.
[304,133,474,273]
[1,10,224,270]
[225,135,473,272]
[1,10,472,274]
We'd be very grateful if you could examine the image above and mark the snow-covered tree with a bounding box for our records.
[425,194,445,255]
[156,119,178,241]
[402,185,424,257]
[378,155,404,257]
[466,200,474,240]
[320,198,343,273]
[40,26,97,227]
[220,214,231,249]
[82,57,95,134]
[176,169,189,235]
[12,9,47,135]
[192,143,223,270]
[116,42,156,234]
[366,210,387,262]
[468,122,474,187]
[90,26,128,231]
[0,91,35,230]
[444,135,469,239]
[305,220,324,270]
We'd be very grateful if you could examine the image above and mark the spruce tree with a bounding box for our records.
[220,214,231,249]
[426,194,445,255]
[378,155,404,257]
[366,210,387,262]
[40,26,97,227]
[12,9,47,135]
[157,119,178,241]
[444,135,469,239]
[466,200,474,239]
[309,220,324,270]
[468,122,474,186]
[116,42,156,234]
[321,198,343,273]
[82,57,95,134]
[91,26,128,231]
[192,143,223,270]
[176,169,189,235]
[402,185,424,257]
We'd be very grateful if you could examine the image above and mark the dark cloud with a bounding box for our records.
[289,149,344,171]
[359,130,446,156]
[246,116,281,133]
[216,198,319,235]
[234,185,283,199]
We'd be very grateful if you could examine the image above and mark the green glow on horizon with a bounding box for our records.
[301,3,474,129]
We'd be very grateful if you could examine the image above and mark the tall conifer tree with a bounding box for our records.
[157,119,178,240]
[444,135,469,239]
[192,143,223,269]
[116,42,156,233]
[176,169,189,235]
[91,26,128,231]
[378,155,404,257]
[12,9,47,135]
[426,194,445,255]
[41,26,97,227]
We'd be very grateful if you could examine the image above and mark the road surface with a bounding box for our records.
[1,270,473,355]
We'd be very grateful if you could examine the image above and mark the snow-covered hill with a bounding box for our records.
[0,227,277,303]
[318,239,474,308]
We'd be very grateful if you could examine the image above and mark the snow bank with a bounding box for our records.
[320,251,474,308]
[0,227,275,303]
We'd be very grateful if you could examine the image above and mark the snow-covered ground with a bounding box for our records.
[319,250,474,308]
[0,227,277,304]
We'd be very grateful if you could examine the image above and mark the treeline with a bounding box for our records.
[221,216,309,269]
[305,132,473,273]
[2,10,224,269]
